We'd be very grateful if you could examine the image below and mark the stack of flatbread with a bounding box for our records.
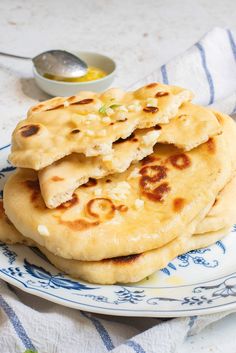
[1,82,236,284]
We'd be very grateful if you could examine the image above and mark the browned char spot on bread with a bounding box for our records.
[212,197,218,207]
[71,129,81,134]
[20,124,40,137]
[25,179,41,202]
[169,153,191,170]
[140,165,168,183]
[56,217,99,231]
[83,178,97,188]
[71,98,94,105]
[51,176,64,182]
[141,155,159,165]
[155,91,169,97]
[146,83,158,88]
[116,204,128,212]
[102,253,141,264]
[143,106,159,113]
[139,157,170,202]
[173,197,185,212]
[86,198,115,219]
[57,194,79,210]
[144,182,171,202]
[206,138,216,154]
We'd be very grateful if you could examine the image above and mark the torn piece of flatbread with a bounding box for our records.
[9,83,193,170]
[39,102,221,208]
[38,128,161,208]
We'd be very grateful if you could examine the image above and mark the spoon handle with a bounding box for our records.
[0,52,31,60]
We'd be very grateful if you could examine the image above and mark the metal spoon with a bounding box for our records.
[0,50,88,78]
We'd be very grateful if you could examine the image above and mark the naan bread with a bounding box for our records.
[39,227,230,284]
[158,103,221,150]
[0,194,215,245]
[9,83,193,170]
[195,113,236,234]
[0,200,231,284]
[0,200,33,245]
[39,128,161,209]
[214,112,236,171]
[39,102,221,208]
[196,174,236,234]
[4,126,232,261]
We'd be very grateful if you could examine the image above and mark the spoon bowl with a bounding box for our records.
[33,50,88,78]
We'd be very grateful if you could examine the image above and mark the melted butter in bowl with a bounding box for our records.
[44,66,107,83]
[33,51,116,96]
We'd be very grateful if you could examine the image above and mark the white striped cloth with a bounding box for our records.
[128,27,236,114]
[0,27,236,353]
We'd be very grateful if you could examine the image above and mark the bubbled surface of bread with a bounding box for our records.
[38,102,221,208]
[9,83,193,170]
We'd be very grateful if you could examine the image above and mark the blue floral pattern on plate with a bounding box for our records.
[161,241,226,275]
[0,143,236,317]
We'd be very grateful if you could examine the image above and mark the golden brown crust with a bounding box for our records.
[9,84,193,170]
[37,102,221,208]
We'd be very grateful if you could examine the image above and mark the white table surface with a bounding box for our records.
[0,0,236,351]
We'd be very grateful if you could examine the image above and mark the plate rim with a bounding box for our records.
[1,268,236,317]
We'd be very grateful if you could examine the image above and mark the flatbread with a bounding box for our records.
[39,227,230,284]
[196,174,236,234]
[0,200,231,284]
[2,167,235,247]
[39,128,161,209]
[39,102,221,208]
[158,103,221,150]
[0,195,212,245]
[9,83,193,170]
[4,125,232,261]
[0,200,33,245]
[195,113,236,234]
[213,111,236,171]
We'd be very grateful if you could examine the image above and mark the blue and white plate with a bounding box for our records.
[1,143,236,317]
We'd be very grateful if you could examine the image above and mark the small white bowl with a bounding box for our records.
[33,51,116,97]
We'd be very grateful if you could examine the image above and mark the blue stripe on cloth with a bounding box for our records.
[231,101,236,115]
[0,295,36,351]
[0,143,11,151]
[187,315,198,336]
[227,29,236,61]
[195,42,215,105]
[125,340,146,353]
[81,311,114,351]
[160,64,169,84]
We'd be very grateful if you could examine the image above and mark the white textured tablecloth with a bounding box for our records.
[0,27,236,353]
